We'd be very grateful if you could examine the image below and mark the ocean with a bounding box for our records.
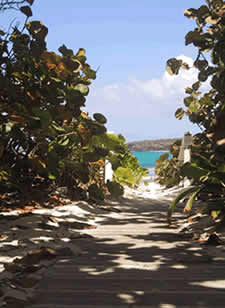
[132,151,169,177]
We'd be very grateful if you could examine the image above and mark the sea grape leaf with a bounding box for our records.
[194,60,208,70]
[175,108,185,120]
[205,16,220,25]
[185,87,193,94]
[189,101,198,113]
[83,151,101,162]
[185,30,202,46]
[198,70,209,82]
[106,181,124,197]
[75,48,86,64]
[20,6,32,17]
[184,8,198,19]
[180,162,209,179]
[92,124,107,136]
[58,44,73,57]
[166,58,182,75]
[157,153,169,162]
[88,183,104,200]
[58,137,69,146]
[83,64,96,79]
[26,21,48,41]
[192,81,201,91]
[197,5,210,19]
[74,84,89,95]
[93,113,107,124]
[76,48,86,57]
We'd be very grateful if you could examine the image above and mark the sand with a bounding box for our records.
[0,181,224,307]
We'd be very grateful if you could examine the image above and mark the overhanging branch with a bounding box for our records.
[0,0,27,11]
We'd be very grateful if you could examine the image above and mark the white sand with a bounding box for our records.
[125,179,186,202]
[0,181,224,306]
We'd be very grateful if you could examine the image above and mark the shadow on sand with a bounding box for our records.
[30,195,225,307]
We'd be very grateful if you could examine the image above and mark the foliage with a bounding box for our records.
[106,180,124,198]
[90,132,148,189]
[113,151,148,188]
[155,140,183,188]
[0,2,147,202]
[165,0,225,231]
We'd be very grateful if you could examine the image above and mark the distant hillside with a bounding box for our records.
[127,138,180,152]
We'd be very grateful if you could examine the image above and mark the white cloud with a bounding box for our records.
[85,55,208,141]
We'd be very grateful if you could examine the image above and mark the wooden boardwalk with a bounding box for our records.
[29,196,225,307]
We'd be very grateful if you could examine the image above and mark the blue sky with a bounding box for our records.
[1,0,206,141]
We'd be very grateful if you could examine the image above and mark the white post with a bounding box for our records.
[178,132,192,187]
[105,160,113,183]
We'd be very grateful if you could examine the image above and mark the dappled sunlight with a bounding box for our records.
[0,187,225,306]
[191,280,225,289]
[25,191,225,307]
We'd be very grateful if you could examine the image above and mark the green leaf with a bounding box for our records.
[157,153,169,162]
[166,58,182,75]
[30,40,46,58]
[189,102,198,113]
[51,123,65,132]
[93,113,107,124]
[205,16,220,25]
[76,48,86,57]
[106,181,124,197]
[168,186,199,220]
[197,5,210,19]
[58,137,69,146]
[83,65,96,80]
[58,44,73,57]
[194,59,208,71]
[20,6,32,17]
[218,164,225,173]
[185,87,193,94]
[198,70,209,82]
[184,8,198,19]
[83,151,101,162]
[63,57,81,72]
[184,96,194,107]
[26,21,48,41]
[184,187,202,213]
[75,48,87,64]
[88,183,104,200]
[192,81,201,91]
[175,108,185,120]
[94,146,109,157]
[32,108,51,127]
[185,30,202,46]
[48,173,56,180]
[180,162,209,179]
[74,84,89,95]
[92,123,107,136]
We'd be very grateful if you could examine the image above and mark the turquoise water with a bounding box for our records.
[132,151,169,168]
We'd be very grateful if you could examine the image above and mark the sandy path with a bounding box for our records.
[28,188,225,307]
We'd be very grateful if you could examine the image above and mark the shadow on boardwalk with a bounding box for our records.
[30,195,225,307]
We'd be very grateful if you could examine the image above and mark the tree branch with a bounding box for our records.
[0,0,26,11]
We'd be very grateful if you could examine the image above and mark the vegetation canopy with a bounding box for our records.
[0,0,147,205]
[156,0,225,234]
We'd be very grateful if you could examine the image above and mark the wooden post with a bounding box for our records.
[178,132,192,187]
